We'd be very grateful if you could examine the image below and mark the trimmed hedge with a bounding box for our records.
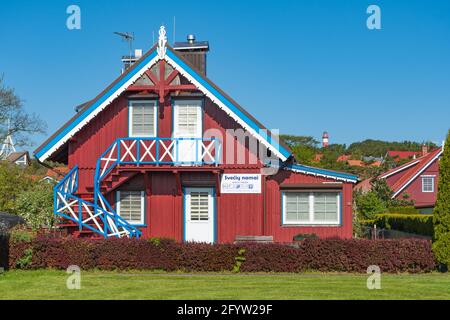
[373,214,433,236]
[8,235,436,273]
[386,206,419,215]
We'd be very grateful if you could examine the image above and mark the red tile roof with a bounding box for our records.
[380,147,443,196]
[386,150,421,161]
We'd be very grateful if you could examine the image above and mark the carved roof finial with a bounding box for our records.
[157,25,167,59]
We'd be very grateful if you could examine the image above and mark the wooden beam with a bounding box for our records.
[159,60,166,103]
[127,85,158,92]
[166,84,198,91]
[145,70,160,86]
[165,69,179,85]
[215,172,221,196]
[174,170,182,196]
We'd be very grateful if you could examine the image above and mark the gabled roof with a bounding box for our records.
[380,147,443,197]
[34,43,291,162]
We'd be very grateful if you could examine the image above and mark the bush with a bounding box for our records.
[386,206,419,215]
[15,183,54,230]
[8,235,436,273]
[355,191,386,220]
[433,130,450,269]
[373,214,433,236]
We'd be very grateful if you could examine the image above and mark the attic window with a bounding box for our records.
[129,100,157,137]
[422,176,435,193]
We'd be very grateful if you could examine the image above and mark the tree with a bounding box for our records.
[280,134,319,149]
[433,130,450,269]
[0,162,33,213]
[354,191,386,220]
[15,182,54,230]
[0,76,46,145]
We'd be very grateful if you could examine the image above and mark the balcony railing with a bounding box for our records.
[96,137,221,181]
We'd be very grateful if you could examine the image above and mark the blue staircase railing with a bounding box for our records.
[54,137,221,238]
[54,166,142,238]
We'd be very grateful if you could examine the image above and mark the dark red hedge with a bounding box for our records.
[8,235,436,273]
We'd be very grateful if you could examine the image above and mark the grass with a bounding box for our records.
[0,270,449,300]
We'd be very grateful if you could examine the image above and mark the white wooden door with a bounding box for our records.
[173,100,202,163]
[184,188,215,243]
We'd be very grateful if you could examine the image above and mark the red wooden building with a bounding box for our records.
[34,27,358,243]
[379,146,443,212]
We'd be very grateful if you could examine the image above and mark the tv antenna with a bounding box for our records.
[114,31,135,59]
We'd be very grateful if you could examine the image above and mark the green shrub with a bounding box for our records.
[15,248,33,269]
[232,248,246,273]
[386,206,419,215]
[15,183,54,230]
[355,191,386,220]
[433,130,450,269]
[293,233,318,241]
[9,226,36,243]
[374,214,433,236]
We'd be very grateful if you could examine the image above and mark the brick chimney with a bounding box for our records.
[422,144,428,156]
[173,34,209,75]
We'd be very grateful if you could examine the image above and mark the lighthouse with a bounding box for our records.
[322,131,329,148]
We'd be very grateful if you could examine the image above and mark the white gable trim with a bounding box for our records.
[379,160,420,179]
[36,54,160,162]
[37,47,290,162]
[164,53,288,161]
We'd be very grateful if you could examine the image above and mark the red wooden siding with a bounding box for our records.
[65,61,355,242]
[266,171,353,241]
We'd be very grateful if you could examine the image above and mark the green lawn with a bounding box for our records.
[0,270,449,300]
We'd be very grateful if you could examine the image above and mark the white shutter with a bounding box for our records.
[117,191,144,224]
[173,100,202,138]
[130,101,157,137]
[189,191,210,221]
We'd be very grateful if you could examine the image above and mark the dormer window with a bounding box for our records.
[129,100,157,137]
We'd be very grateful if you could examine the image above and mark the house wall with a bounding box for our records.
[266,170,353,241]
[395,160,439,207]
[68,92,263,194]
[112,168,353,243]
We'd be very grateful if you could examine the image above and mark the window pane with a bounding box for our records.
[422,177,434,192]
[118,191,143,224]
[176,104,200,137]
[131,102,156,136]
[313,193,338,222]
[284,193,309,223]
[190,191,209,221]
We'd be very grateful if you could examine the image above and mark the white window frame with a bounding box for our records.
[421,175,435,193]
[116,190,145,225]
[282,191,341,226]
[129,100,158,137]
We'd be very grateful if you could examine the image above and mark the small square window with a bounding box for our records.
[422,176,434,193]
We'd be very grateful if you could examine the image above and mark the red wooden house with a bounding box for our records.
[34,27,358,243]
[379,146,443,212]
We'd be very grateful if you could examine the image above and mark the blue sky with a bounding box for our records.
[0,0,449,151]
